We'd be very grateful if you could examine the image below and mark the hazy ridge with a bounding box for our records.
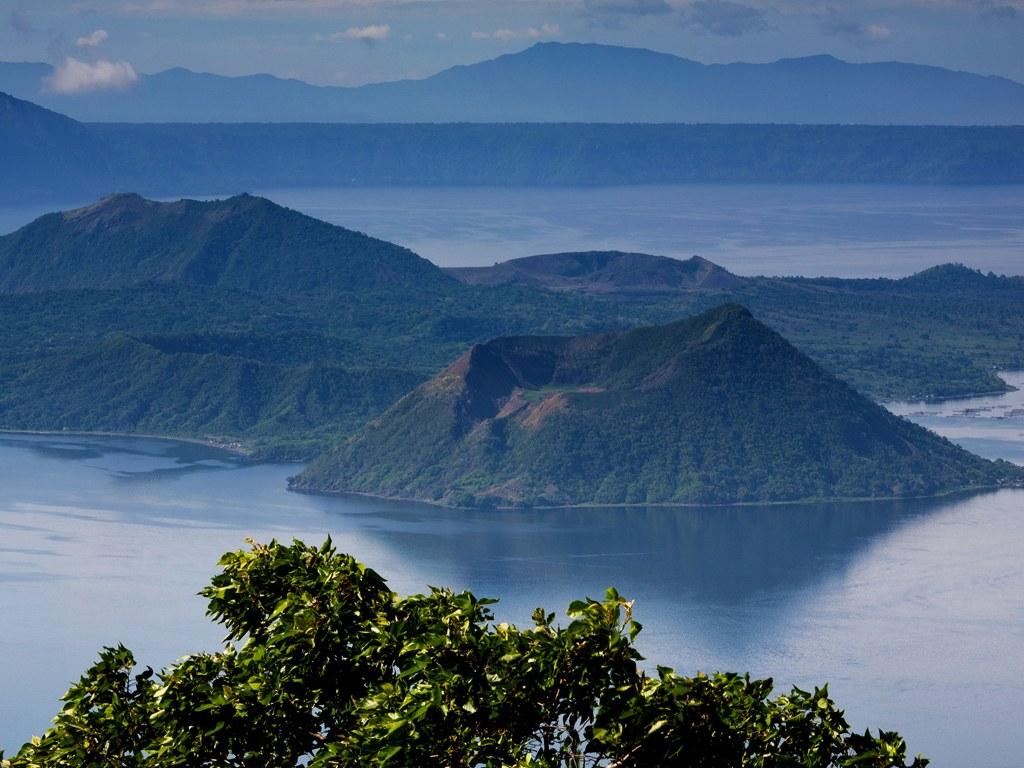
[4,43,1024,124]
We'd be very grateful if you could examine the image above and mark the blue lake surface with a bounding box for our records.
[3,184,1024,277]
[888,372,1024,466]
[1,414,1022,765]
[252,184,1024,277]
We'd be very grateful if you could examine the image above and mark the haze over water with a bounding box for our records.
[2,184,1024,278]
[2,376,1023,766]
[252,184,1024,277]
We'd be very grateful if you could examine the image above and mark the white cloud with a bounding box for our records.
[863,23,893,40]
[44,57,139,94]
[473,23,560,41]
[528,23,560,37]
[319,24,391,42]
[76,29,110,47]
[684,1,771,36]
[820,9,895,43]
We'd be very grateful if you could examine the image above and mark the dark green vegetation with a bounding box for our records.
[449,253,746,293]
[0,195,609,458]
[0,194,457,457]
[0,192,448,294]
[0,538,928,767]
[1,196,1022,462]
[451,252,1024,401]
[295,305,1021,507]
[5,92,1024,205]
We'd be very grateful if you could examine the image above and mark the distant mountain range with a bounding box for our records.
[294,304,1021,507]
[3,95,1023,204]
[3,43,1024,124]
[0,90,118,201]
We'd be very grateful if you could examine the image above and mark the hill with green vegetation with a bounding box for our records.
[448,253,1024,401]
[0,333,421,459]
[294,305,1021,507]
[0,193,452,296]
[447,252,745,293]
[1,197,1022,459]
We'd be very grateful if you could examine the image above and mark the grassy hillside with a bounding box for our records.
[1,200,1021,458]
[452,254,1024,400]
[0,193,453,296]
[0,333,422,460]
[295,305,1022,507]
[447,253,745,293]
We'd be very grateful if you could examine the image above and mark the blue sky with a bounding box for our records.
[4,0,1023,90]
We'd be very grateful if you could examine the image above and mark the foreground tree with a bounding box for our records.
[3,539,927,767]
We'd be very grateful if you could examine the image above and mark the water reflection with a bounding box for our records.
[307,494,953,606]
[1,433,1021,767]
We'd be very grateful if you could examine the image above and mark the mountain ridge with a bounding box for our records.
[447,253,747,293]
[0,90,117,200]
[3,43,1024,123]
[5,102,1024,204]
[0,193,455,296]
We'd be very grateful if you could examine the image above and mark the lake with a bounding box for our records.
[3,184,1024,277]
[2,379,1023,766]
[887,371,1024,466]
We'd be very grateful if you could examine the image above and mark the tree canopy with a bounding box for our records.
[4,538,927,767]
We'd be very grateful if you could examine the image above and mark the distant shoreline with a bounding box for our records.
[287,480,1020,512]
[2,429,1017,509]
[884,371,1022,407]
[0,429,252,458]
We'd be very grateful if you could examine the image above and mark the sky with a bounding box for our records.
[3,0,1024,92]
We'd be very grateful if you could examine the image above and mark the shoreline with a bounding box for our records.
[0,428,253,458]
[287,479,1021,512]
[885,386,1017,407]
[884,371,1023,407]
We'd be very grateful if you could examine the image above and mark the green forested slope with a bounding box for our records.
[1,198,1022,459]
[0,333,422,459]
[0,193,452,295]
[295,305,1021,506]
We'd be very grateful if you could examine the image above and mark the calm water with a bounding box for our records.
[258,184,1024,277]
[3,184,1024,277]
[2,405,1023,765]
[887,371,1024,466]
